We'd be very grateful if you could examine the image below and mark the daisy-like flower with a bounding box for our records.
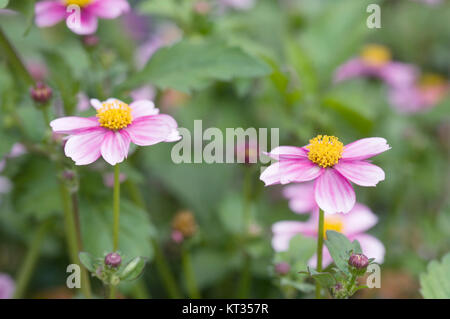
[35,0,130,35]
[0,273,15,299]
[273,184,385,267]
[388,73,449,113]
[50,98,181,166]
[334,44,418,89]
[260,135,390,214]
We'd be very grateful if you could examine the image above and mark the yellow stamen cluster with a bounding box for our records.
[96,100,133,130]
[65,0,92,7]
[361,44,391,66]
[323,215,344,239]
[306,135,344,168]
[172,210,197,238]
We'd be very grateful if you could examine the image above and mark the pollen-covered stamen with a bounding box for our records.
[65,0,92,7]
[96,100,133,130]
[306,135,344,168]
[322,215,344,239]
[361,44,391,66]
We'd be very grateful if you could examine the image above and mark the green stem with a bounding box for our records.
[181,246,201,299]
[0,27,34,85]
[113,164,120,251]
[315,208,325,299]
[59,179,92,298]
[109,285,116,299]
[13,221,51,299]
[125,179,182,298]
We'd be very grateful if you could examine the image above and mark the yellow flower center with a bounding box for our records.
[419,73,446,88]
[65,0,92,7]
[96,100,133,130]
[361,44,391,66]
[306,135,344,168]
[323,215,344,239]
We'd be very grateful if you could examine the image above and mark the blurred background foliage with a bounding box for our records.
[0,0,449,298]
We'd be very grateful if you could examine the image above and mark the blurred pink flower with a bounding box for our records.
[411,0,443,5]
[235,137,259,164]
[272,203,385,268]
[103,172,127,188]
[130,85,156,102]
[121,10,150,42]
[334,44,418,88]
[388,73,449,113]
[0,176,12,194]
[219,0,255,10]
[35,0,130,35]
[76,92,90,112]
[171,230,184,244]
[50,98,181,166]
[26,60,48,82]
[260,135,390,214]
[0,274,15,299]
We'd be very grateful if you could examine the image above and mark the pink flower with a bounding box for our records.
[0,274,15,299]
[103,172,126,188]
[388,73,449,113]
[260,135,390,214]
[334,44,418,89]
[272,201,385,268]
[219,0,255,10]
[235,137,259,164]
[50,98,181,166]
[35,0,130,35]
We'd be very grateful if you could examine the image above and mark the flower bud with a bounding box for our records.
[172,210,197,239]
[30,82,52,104]
[83,35,99,47]
[105,252,122,268]
[348,253,369,275]
[274,262,290,275]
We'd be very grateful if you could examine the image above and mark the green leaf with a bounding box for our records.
[118,257,147,281]
[324,231,362,275]
[7,0,35,35]
[307,267,337,288]
[119,39,271,93]
[0,0,9,9]
[420,253,450,299]
[280,278,315,293]
[78,252,96,272]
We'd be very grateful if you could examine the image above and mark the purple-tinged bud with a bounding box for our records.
[63,170,75,181]
[105,252,122,268]
[348,253,369,270]
[274,262,290,275]
[30,82,52,104]
[83,35,99,47]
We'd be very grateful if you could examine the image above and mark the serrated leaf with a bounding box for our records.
[119,257,147,281]
[420,253,450,299]
[325,230,361,275]
[119,39,271,93]
[78,252,96,272]
[300,267,337,288]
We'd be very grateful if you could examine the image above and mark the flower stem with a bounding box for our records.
[113,164,121,251]
[109,285,116,299]
[0,27,34,86]
[181,246,201,299]
[13,220,51,299]
[315,208,325,299]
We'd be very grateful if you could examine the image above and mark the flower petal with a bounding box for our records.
[125,114,179,146]
[314,168,355,214]
[279,159,323,184]
[35,0,67,27]
[265,146,308,160]
[342,137,391,161]
[65,128,106,165]
[90,98,103,110]
[333,58,368,83]
[100,130,131,166]
[308,248,334,268]
[334,160,385,187]
[352,234,385,264]
[50,116,100,134]
[282,182,317,214]
[85,0,130,19]
[342,203,378,235]
[66,9,98,35]
[129,100,159,119]
[0,176,12,194]
[272,221,315,252]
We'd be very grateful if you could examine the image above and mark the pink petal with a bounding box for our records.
[342,203,378,236]
[50,116,100,134]
[333,58,368,83]
[279,159,323,184]
[35,0,67,27]
[314,168,355,214]
[66,9,98,35]
[342,137,391,161]
[90,98,103,110]
[283,182,317,214]
[351,234,385,264]
[129,100,159,119]
[100,131,131,166]
[308,248,334,268]
[334,160,385,187]
[260,163,282,186]
[379,62,418,89]
[265,146,308,160]
[85,0,130,19]
[271,221,314,252]
[125,114,179,146]
[0,176,12,194]
[65,128,107,165]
